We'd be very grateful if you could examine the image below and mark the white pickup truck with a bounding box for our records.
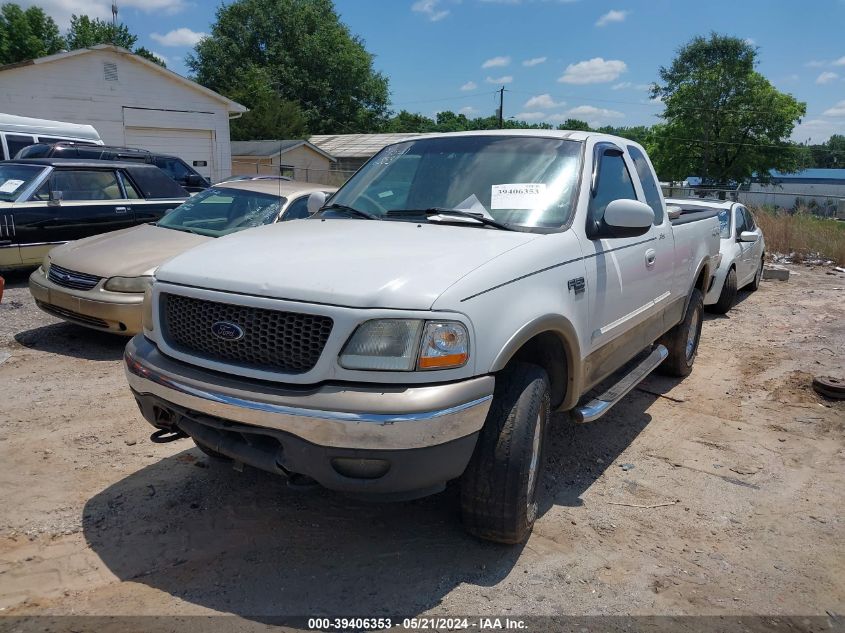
[124,131,719,543]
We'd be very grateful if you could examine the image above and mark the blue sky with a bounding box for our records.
[19,0,845,142]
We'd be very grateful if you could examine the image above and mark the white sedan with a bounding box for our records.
[666,199,765,313]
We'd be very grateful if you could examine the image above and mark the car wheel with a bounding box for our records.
[658,288,704,377]
[747,257,764,291]
[193,438,231,461]
[460,362,550,544]
[708,267,737,314]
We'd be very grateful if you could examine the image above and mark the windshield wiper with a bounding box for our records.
[155,223,201,235]
[385,208,515,231]
[318,203,380,220]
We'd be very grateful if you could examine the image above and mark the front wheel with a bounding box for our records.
[708,267,737,314]
[658,288,704,377]
[460,363,550,544]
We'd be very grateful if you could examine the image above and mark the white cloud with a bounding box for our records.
[13,0,187,28]
[611,81,631,90]
[485,75,513,84]
[482,56,511,68]
[823,100,845,116]
[459,106,479,115]
[612,81,650,90]
[460,81,478,91]
[833,56,845,66]
[514,112,547,121]
[556,105,625,125]
[522,56,547,67]
[805,60,826,68]
[523,93,565,109]
[412,0,450,21]
[595,9,629,27]
[150,27,207,47]
[792,117,845,143]
[559,57,626,84]
[816,71,839,84]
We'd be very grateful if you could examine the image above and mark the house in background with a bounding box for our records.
[309,133,434,174]
[744,169,845,215]
[230,140,335,183]
[0,44,246,183]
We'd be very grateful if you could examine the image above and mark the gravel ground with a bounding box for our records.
[0,265,843,629]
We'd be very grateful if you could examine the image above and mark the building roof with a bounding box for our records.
[308,133,437,158]
[0,45,246,114]
[230,140,335,161]
[769,168,845,182]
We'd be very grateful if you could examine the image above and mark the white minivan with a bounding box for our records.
[0,113,103,160]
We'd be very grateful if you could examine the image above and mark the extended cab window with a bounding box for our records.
[627,146,664,225]
[588,152,637,235]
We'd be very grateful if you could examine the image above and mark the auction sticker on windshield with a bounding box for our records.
[491,183,546,209]
[0,179,25,194]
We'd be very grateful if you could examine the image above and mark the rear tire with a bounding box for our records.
[708,267,736,314]
[746,257,764,291]
[193,438,231,461]
[658,288,704,377]
[460,363,550,544]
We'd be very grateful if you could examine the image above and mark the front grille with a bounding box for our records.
[48,264,102,291]
[36,300,110,329]
[161,293,334,374]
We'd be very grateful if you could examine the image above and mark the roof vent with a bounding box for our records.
[103,62,118,82]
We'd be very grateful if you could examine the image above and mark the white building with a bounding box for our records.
[0,45,246,183]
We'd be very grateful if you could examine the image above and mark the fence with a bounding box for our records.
[230,160,357,187]
[661,186,845,219]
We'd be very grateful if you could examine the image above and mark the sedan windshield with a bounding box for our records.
[0,164,46,202]
[156,187,284,237]
[327,135,583,230]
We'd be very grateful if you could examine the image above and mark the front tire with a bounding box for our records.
[658,288,704,377]
[460,363,550,544]
[708,267,737,314]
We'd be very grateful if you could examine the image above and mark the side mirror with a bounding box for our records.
[48,190,63,206]
[602,199,655,237]
[306,191,327,215]
[186,174,205,187]
[738,231,759,242]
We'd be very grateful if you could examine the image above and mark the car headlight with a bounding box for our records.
[339,319,469,371]
[142,284,154,332]
[40,255,51,275]
[104,276,154,293]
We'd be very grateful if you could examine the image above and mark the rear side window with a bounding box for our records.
[6,134,36,158]
[588,152,637,235]
[627,146,664,225]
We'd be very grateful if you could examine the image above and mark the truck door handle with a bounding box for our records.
[645,249,656,267]
[114,206,129,214]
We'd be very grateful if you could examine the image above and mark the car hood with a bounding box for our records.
[156,219,540,310]
[49,224,211,278]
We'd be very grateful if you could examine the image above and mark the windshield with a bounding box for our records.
[328,135,583,230]
[0,164,46,202]
[156,186,284,237]
[717,209,731,238]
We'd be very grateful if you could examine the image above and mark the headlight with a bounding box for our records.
[104,276,154,293]
[339,320,423,371]
[339,319,469,371]
[142,285,154,332]
[41,255,51,275]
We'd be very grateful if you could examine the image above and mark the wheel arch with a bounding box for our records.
[490,314,582,411]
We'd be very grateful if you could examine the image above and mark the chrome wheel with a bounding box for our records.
[526,413,541,499]
[685,304,701,360]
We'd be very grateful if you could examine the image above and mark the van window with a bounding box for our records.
[7,134,37,158]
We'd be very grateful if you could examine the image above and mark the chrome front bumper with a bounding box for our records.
[124,335,494,451]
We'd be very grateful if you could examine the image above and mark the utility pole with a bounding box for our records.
[111,1,118,44]
[497,86,505,129]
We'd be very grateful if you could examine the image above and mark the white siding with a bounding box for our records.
[0,49,236,182]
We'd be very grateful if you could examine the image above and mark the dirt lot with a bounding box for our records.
[0,265,843,626]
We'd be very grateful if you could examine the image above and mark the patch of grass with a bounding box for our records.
[751,207,845,265]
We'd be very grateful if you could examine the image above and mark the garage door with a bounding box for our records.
[124,127,214,180]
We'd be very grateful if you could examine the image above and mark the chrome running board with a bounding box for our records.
[573,344,669,423]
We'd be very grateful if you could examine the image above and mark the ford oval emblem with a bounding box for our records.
[211,321,244,341]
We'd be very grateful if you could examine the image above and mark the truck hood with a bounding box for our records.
[49,223,210,278]
[156,219,540,309]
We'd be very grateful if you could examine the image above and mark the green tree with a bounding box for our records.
[231,94,308,140]
[133,46,166,68]
[384,110,437,133]
[651,33,806,184]
[187,0,389,134]
[66,14,137,49]
[556,119,592,132]
[0,3,64,64]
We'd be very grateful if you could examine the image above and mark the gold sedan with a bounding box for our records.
[29,179,336,335]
